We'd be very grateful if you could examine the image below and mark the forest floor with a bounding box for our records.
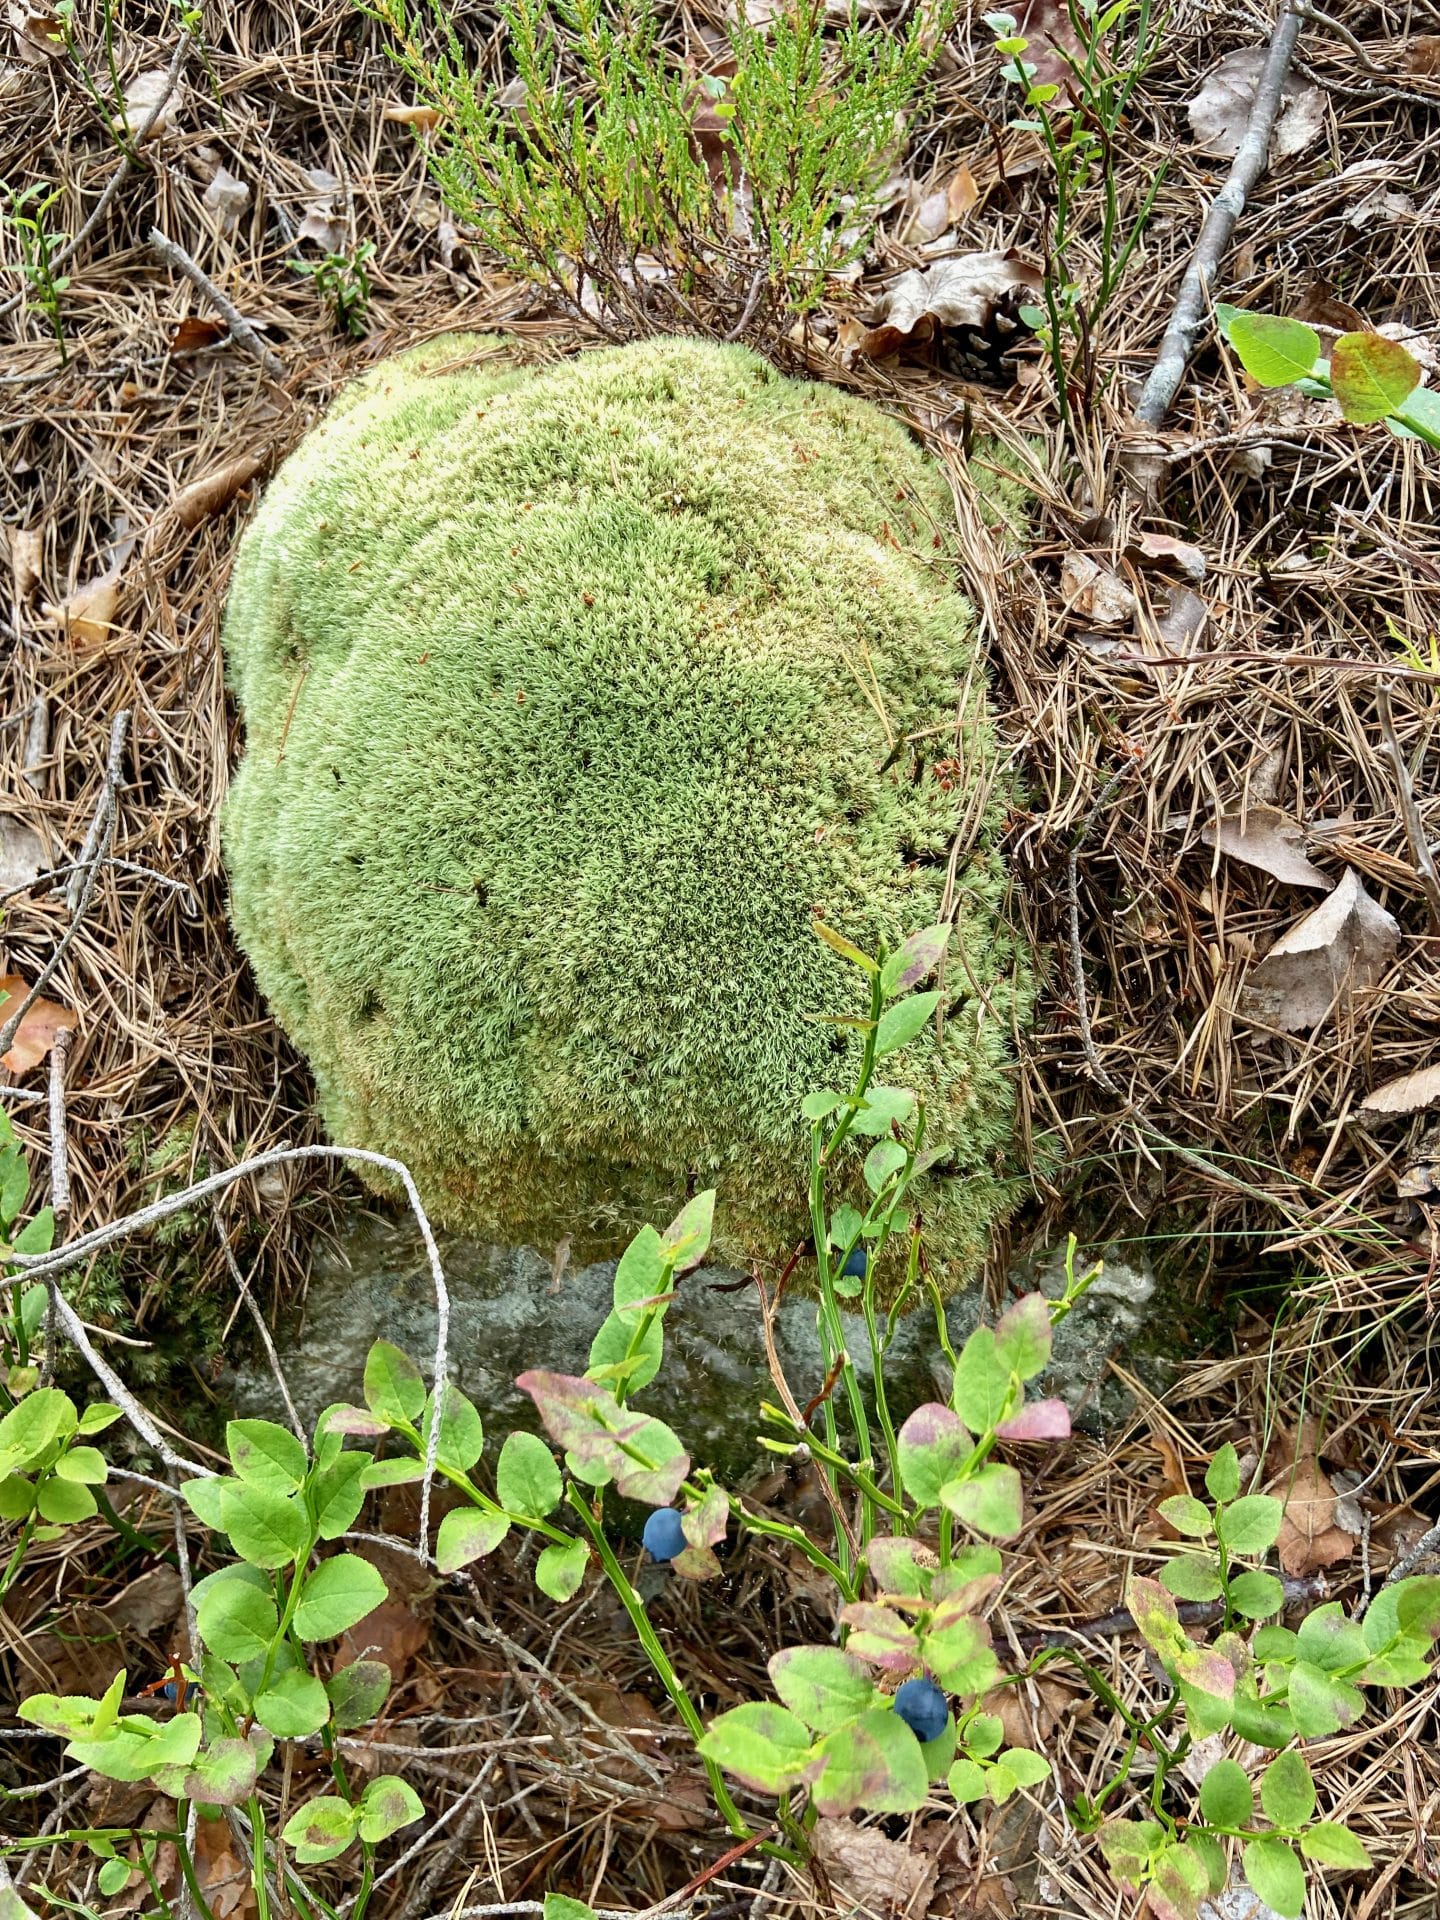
[2,1,1440,1917]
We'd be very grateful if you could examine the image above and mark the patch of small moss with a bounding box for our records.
[222,334,1031,1288]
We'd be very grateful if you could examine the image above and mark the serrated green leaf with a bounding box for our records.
[896,1402,972,1509]
[222,1485,310,1569]
[950,1326,1011,1433]
[362,1341,426,1426]
[55,1445,107,1486]
[874,991,940,1057]
[1228,1570,1285,1620]
[699,1701,815,1794]
[1216,1494,1282,1556]
[37,1476,96,1523]
[422,1383,484,1472]
[310,1452,370,1540]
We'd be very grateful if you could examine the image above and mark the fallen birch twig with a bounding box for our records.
[1133,0,1306,430]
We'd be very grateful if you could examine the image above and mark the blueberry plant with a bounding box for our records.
[4,933,1440,1920]
[1218,307,1440,449]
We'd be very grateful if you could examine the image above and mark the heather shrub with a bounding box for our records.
[222,334,1028,1287]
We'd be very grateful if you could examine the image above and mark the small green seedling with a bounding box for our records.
[5,185,72,359]
[292,242,377,338]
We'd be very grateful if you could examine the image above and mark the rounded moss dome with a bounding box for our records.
[222,334,1029,1288]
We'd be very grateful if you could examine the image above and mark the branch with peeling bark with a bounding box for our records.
[1132,0,1306,436]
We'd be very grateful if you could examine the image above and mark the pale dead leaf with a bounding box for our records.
[298,167,345,254]
[382,101,445,132]
[1060,552,1134,625]
[0,817,48,894]
[0,972,78,1076]
[1187,50,1324,161]
[10,7,64,64]
[8,524,42,599]
[202,165,250,233]
[42,567,123,649]
[946,162,980,224]
[1360,1063,1440,1115]
[174,448,270,530]
[813,1820,938,1915]
[113,67,177,139]
[1237,867,1399,1032]
[1130,529,1207,582]
[908,184,952,244]
[1149,584,1210,653]
[1201,806,1332,889]
[1268,1422,1355,1576]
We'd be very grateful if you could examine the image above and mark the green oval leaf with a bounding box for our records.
[1242,1836,1305,1918]
[535,1534,587,1602]
[196,1580,279,1664]
[294,1554,388,1641]
[435,1507,510,1572]
[1198,1755,1252,1828]
[874,990,940,1058]
[255,1667,331,1739]
[363,1341,426,1427]
[496,1431,562,1519]
[1227,312,1322,388]
[227,1419,307,1494]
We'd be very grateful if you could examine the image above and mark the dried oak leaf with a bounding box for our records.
[0,972,78,1076]
[1268,1422,1355,1576]
[1201,806,1331,890]
[813,1819,939,1916]
[852,252,1040,364]
[1360,1063,1440,1116]
[1237,867,1399,1032]
[1187,49,1325,161]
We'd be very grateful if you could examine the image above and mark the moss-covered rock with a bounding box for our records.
[222,334,1029,1287]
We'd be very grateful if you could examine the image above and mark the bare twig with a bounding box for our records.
[1377,1519,1440,1593]
[22,694,48,786]
[1134,0,1305,428]
[148,228,286,379]
[1376,684,1440,933]
[1066,765,1132,1094]
[211,1203,307,1447]
[6,1141,451,1554]
[0,33,190,322]
[46,1023,72,1221]
[1017,1573,1328,1651]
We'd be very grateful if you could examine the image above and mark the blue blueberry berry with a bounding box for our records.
[642,1507,687,1563]
[841,1247,868,1279]
[892,1676,948,1744]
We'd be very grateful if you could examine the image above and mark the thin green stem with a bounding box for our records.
[567,1488,751,1838]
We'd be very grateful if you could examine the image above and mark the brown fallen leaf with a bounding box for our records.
[170,314,229,352]
[334,1542,429,1682]
[1293,278,1368,333]
[192,1804,258,1919]
[1060,552,1134,626]
[12,8,64,63]
[947,162,980,224]
[174,448,270,530]
[1360,1063,1440,1116]
[1129,529,1207,583]
[850,252,1041,369]
[8,525,43,599]
[1201,806,1332,890]
[1011,0,1083,94]
[1268,1420,1355,1577]
[43,567,123,649]
[813,1819,938,1916]
[1405,34,1440,74]
[1188,50,1324,160]
[1237,867,1399,1033]
[573,1681,710,1832]
[0,972,78,1077]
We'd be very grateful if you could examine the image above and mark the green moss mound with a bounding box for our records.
[222,334,1029,1287]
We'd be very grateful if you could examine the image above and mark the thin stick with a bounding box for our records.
[211,1203,307,1447]
[1134,0,1305,427]
[1015,1573,1327,1651]
[148,228,286,379]
[1376,685,1440,934]
[0,33,190,322]
[46,1024,72,1221]
[6,1142,452,1553]
[1066,765,1132,1093]
[0,711,130,1060]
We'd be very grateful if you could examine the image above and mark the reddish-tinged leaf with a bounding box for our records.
[838,1602,921,1671]
[1330,331,1422,424]
[0,974,78,1076]
[996,1399,1071,1441]
[993,1292,1052,1380]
